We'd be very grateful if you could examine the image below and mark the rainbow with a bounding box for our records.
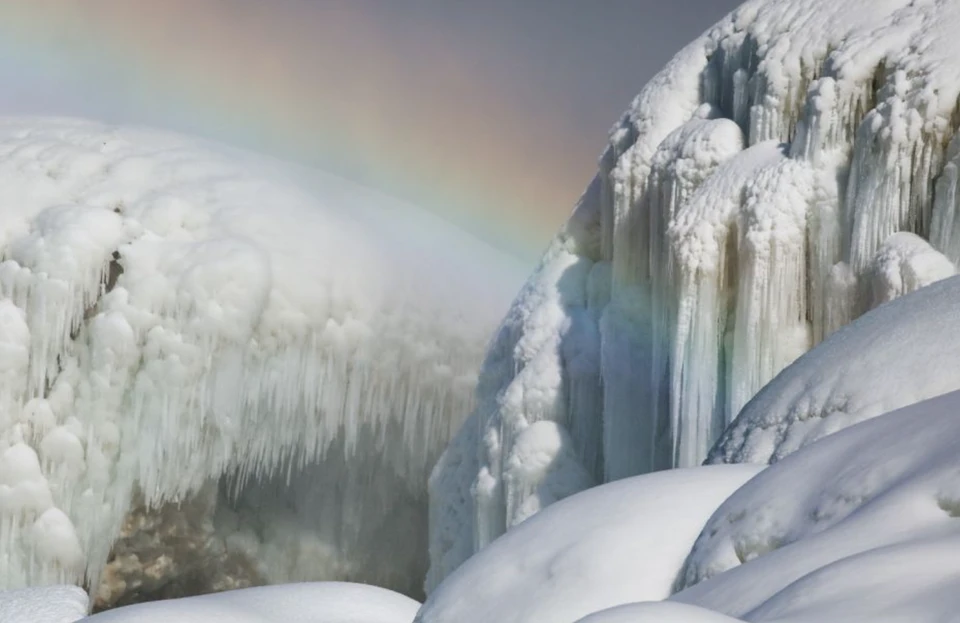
[0,1,594,261]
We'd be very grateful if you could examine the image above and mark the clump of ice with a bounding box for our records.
[0,117,524,594]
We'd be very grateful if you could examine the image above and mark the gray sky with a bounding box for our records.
[0,0,743,257]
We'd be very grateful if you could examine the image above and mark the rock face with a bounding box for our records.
[94,485,261,611]
[429,0,960,590]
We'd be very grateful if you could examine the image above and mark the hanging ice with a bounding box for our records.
[429,0,960,589]
[0,118,524,595]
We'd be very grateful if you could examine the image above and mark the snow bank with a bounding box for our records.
[0,585,88,623]
[82,582,420,623]
[675,389,960,621]
[417,465,762,623]
[0,117,524,592]
[430,0,960,584]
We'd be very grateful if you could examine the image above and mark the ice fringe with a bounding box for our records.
[429,0,960,589]
[0,118,522,596]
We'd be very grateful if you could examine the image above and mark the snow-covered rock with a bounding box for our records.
[82,582,420,623]
[0,117,524,593]
[417,465,762,623]
[675,389,960,621]
[430,0,960,584]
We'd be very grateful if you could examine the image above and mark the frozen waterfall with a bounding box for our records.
[428,0,960,591]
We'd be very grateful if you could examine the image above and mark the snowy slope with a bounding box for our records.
[673,389,960,622]
[82,582,420,623]
[417,465,762,623]
[429,0,960,584]
[0,117,524,592]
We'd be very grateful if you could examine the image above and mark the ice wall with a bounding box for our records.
[429,0,960,588]
[0,118,523,595]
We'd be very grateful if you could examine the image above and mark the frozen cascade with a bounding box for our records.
[429,0,960,589]
[0,119,523,597]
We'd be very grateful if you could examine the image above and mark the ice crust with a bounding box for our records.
[430,0,960,586]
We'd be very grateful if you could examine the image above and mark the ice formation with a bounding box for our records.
[0,118,523,594]
[429,0,960,583]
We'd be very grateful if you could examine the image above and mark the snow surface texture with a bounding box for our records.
[429,0,960,585]
[82,582,420,623]
[671,389,960,622]
[416,465,762,623]
[0,118,523,593]
[0,585,88,623]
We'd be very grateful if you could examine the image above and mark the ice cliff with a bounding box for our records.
[0,118,523,594]
[429,0,960,588]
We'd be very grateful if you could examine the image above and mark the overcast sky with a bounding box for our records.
[0,0,743,257]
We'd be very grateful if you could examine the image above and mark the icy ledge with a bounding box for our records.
[429,0,960,588]
[0,118,523,592]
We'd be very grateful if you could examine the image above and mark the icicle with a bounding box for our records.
[864,232,956,309]
[668,142,786,461]
[730,160,815,419]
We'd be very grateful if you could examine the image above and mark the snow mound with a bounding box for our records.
[0,585,88,623]
[417,465,762,623]
[81,582,420,623]
[0,117,523,591]
[575,602,744,623]
[430,0,960,583]
[710,274,960,464]
[674,389,960,621]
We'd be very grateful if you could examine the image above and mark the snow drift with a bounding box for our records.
[429,0,960,584]
[673,389,960,622]
[417,465,762,623]
[0,117,523,594]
